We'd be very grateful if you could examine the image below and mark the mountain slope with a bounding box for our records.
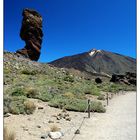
[49,49,136,75]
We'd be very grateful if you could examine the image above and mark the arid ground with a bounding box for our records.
[4,91,136,140]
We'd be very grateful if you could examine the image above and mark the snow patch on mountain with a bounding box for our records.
[89,49,102,56]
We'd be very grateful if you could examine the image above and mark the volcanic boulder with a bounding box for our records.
[16,8,43,61]
[110,72,136,86]
[95,78,102,84]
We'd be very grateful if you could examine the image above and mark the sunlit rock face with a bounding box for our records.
[16,8,43,61]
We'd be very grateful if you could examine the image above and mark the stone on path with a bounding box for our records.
[48,131,63,139]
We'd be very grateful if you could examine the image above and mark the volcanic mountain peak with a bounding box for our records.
[50,49,136,76]
[89,49,103,56]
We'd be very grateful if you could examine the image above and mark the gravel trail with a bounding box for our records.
[74,91,136,140]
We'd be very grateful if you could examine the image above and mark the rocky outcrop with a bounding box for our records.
[16,8,43,61]
[110,72,136,86]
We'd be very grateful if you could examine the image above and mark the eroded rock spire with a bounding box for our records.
[16,8,43,61]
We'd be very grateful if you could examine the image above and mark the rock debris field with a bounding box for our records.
[4,91,136,140]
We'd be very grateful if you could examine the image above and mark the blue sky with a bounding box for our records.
[4,0,136,62]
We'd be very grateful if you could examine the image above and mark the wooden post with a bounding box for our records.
[111,93,113,99]
[88,99,90,118]
[107,93,109,106]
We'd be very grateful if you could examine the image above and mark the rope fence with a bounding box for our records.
[63,100,92,140]
[63,89,127,140]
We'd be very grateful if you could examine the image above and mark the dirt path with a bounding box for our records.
[74,91,136,140]
[4,92,136,140]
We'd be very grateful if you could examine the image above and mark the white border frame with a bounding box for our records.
[0,0,3,139]
[1,0,138,139]
[137,0,139,140]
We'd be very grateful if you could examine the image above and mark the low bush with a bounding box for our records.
[96,82,136,93]
[9,104,25,115]
[11,88,25,96]
[4,96,12,114]
[21,69,37,75]
[97,94,105,100]
[83,85,100,96]
[91,101,106,113]
[63,75,74,82]
[36,92,54,102]
[49,97,106,113]
[4,68,11,74]
[11,87,39,98]
[101,83,120,93]
[4,96,26,115]
[4,96,36,115]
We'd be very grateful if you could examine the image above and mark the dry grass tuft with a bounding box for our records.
[4,127,15,140]
[24,100,36,114]
[26,87,38,98]
[50,124,60,132]
[63,92,75,99]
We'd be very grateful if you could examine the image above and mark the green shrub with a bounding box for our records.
[6,96,26,115]
[21,69,37,75]
[109,83,134,92]
[97,94,105,100]
[36,92,54,102]
[49,97,106,113]
[9,103,25,115]
[102,83,120,93]
[91,101,106,113]
[110,84,120,92]
[11,88,25,96]
[83,85,100,96]
[4,68,11,74]
[4,96,36,115]
[11,87,39,98]
[63,75,74,82]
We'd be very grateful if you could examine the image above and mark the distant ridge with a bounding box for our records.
[49,49,136,76]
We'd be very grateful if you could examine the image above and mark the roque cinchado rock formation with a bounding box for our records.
[16,8,43,61]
